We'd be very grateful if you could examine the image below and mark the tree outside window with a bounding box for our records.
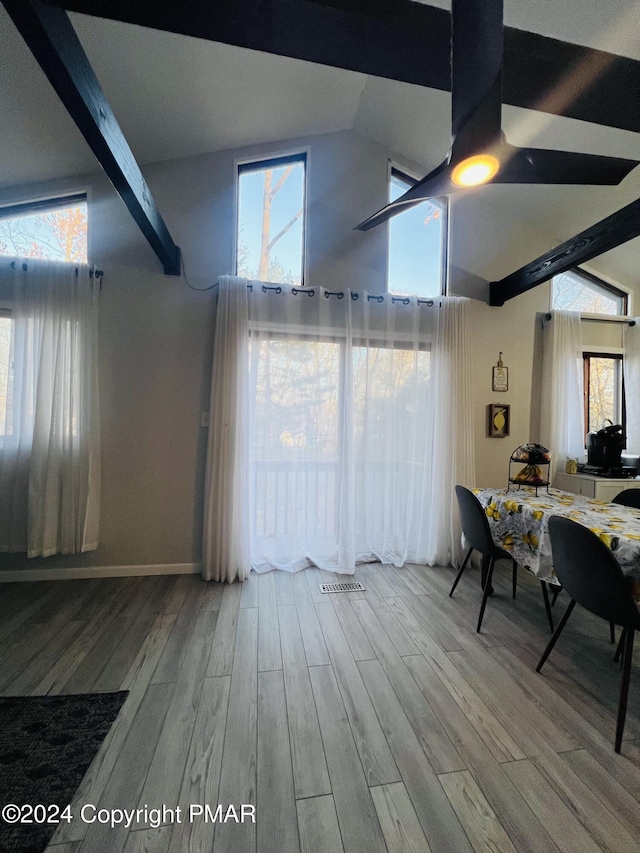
[552,269,627,316]
[237,155,305,285]
[0,198,88,263]
[583,352,624,437]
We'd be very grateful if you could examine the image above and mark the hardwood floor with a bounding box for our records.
[1,561,639,853]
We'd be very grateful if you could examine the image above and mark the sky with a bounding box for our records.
[387,174,445,297]
[238,162,305,283]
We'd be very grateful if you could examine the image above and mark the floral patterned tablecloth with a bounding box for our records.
[473,487,640,598]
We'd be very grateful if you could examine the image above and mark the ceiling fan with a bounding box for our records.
[355,0,639,231]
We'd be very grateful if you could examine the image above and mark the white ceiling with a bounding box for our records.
[0,1,638,282]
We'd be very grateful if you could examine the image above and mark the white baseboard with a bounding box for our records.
[0,562,202,582]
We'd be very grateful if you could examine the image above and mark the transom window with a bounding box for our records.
[0,194,88,263]
[552,269,627,316]
[583,352,624,436]
[236,154,306,286]
[387,167,447,297]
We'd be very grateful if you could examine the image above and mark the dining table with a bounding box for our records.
[473,486,640,601]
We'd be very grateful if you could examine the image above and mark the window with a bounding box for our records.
[248,328,433,565]
[237,154,305,285]
[0,194,87,263]
[0,311,12,438]
[552,269,627,316]
[0,194,88,441]
[387,167,447,297]
[583,352,624,435]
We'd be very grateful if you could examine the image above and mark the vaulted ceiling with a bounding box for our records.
[0,1,638,283]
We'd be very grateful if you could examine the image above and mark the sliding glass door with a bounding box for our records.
[248,330,432,571]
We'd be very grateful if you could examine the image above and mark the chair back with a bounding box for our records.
[612,488,640,509]
[548,516,640,628]
[455,485,504,558]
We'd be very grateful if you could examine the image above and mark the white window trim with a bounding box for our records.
[233,147,309,286]
[582,345,624,355]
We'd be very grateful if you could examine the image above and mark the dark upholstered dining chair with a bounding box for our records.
[612,488,640,509]
[450,485,555,634]
[537,515,640,753]
[604,488,640,647]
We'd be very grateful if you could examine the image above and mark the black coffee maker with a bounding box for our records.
[586,421,625,475]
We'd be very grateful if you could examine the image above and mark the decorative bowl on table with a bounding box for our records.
[510,443,551,464]
[508,444,551,494]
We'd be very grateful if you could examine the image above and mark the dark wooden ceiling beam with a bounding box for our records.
[2,0,181,275]
[55,0,640,133]
[489,198,640,306]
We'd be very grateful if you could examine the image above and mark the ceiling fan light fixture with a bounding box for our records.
[451,153,500,187]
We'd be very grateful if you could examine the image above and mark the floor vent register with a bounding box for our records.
[319,581,366,594]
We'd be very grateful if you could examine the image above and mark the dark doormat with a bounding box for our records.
[0,691,128,853]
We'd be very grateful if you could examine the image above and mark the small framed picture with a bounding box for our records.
[488,404,510,438]
[492,365,508,392]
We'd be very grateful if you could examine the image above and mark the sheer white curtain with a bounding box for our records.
[623,320,640,455]
[202,278,474,581]
[202,277,251,582]
[0,260,100,556]
[539,310,585,477]
[427,297,475,565]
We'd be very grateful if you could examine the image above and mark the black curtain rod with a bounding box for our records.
[9,259,103,279]
[214,280,440,305]
[544,312,635,326]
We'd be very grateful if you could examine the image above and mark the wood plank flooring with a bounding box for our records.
[1,560,639,853]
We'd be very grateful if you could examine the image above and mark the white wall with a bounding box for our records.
[449,191,552,487]
[0,129,633,572]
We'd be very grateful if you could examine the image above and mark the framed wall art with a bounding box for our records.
[488,403,510,437]
[492,352,508,391]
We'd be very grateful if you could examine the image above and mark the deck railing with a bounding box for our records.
[251,459,338,537]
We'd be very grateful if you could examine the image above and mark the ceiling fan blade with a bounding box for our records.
[356,0,505,231]
[355,159,454,231]
[451,0,503,154]
[495,146,639,185]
